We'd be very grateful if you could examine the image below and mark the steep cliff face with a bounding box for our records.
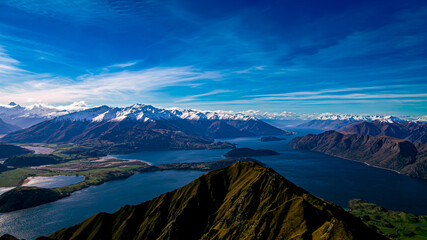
[44,162,385,240]
[289,131,427,179]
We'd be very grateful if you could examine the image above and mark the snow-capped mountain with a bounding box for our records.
[0,102,89,128]
[399,115,427,123]
[2,103,290,149]
[57,104,256,123]
[239,110,310,121]
[313,113,405,123]
[2,101,425,131]
[57,104,177,122]
[239,110,426,123]
[170,109,255,121]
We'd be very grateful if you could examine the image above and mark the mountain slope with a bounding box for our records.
[0,119,20,134]
[349,199,427,240]
[297,119,363,131]
[341,120,427,144]
[289,131,427,179]
[0,143,32,158]
[45,162,385,240]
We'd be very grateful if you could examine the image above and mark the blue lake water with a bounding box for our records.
[0,171,205,239]
[22,176,85,188]
[1,127,427,239]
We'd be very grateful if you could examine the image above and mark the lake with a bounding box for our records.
[1,127,427,239]
[22,175,85,188]
[0,171,205,239]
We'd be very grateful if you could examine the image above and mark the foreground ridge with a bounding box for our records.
[30,162,386,240]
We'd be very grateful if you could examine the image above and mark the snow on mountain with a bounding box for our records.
[314,113,405,123]
[58,104,177,122]
[58,105,255,122]
[1,101,425,128]
[239,110,426,123]
[398,115,427,123]
[52,105,427,124]
[170,109,255,121]
[239,110,311,120]
[0,102,89,128]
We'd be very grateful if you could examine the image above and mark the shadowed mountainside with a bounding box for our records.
[33,162,386,240]
[341,120,427,144]
[0,143,32,159]
[297,119,363,131]
[3,118,290,154]
[0,187,64,213]
[0,119,20,134]
[3,154,60,168]
[289,131,427,179]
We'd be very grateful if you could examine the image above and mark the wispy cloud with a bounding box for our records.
[105,61,139,69]
[176,89,233,103]
[251,87,384,97]
[0,1,426,115]
[0,45,27,74]
[254,93,427,101]
[0,66,220,104]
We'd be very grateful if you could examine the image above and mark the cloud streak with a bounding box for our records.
[176,89,233,103]
[0,45,27,74]
[0,66,220,104]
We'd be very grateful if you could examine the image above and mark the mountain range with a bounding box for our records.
[2,104,290,154]
[31,162,385,240]
[0,102,83,129]
[341,120,427,144]
[1,102,426,130]
[243,110,426,123]
[296,119,363,131]
[289,130,427,179]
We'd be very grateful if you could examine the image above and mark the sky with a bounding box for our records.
[0,0,426,115]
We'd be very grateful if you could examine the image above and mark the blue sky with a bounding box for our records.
[0,0,426,115]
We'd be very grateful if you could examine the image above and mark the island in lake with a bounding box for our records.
[259,136,286,142]
[224,148,279,157]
